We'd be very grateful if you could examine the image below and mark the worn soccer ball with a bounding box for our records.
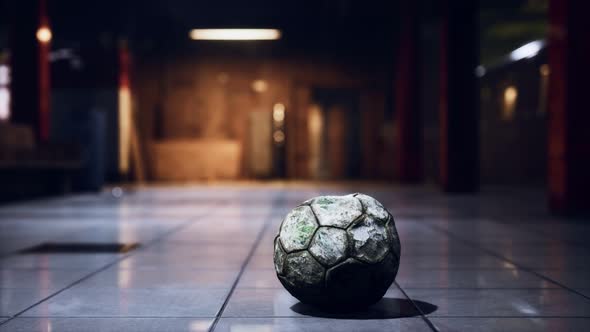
[273,193,401,310]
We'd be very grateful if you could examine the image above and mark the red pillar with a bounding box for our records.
[547,0,590,214]
[394,0,422,183]
[38,0,51,142]
[10,0,51,142]
[439,0,479,192]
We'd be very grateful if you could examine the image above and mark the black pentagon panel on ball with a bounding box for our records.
[325,258,386,308]
[279,205,318,253]
[386,213,402,261]
[373,251,399,292]
[273,236,287,275]
[348,215,390,264]
[274,193,401,310]
[308,227,348,267]
[310,195,363,228]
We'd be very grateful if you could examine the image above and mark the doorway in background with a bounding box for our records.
[310,88,361,180]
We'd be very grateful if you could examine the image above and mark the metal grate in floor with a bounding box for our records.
[18,242,141,254]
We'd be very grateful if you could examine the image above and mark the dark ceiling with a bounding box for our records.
[0,0,547,65]
[44,0,398,57]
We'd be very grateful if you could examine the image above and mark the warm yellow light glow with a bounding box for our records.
[502,85,518,121]
[251,79,268,93]
[273,130,285,144]
[273,103,285,122]
[540,64,550,76]
[36,26,52,43]
[189,29,281,41]
[118,87,132,173]
[308,104,323,178]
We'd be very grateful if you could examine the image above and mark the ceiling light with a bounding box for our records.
[509,40,544,61]
[189,29,281,41]
[36,26,52,43]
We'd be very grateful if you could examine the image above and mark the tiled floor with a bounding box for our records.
[0,184,589,331]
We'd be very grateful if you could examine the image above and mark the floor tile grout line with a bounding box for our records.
[16,316,218,319]
[425,223,590,303]
[425,315,590,318]
[208,195,284,332]
[477,217,590,251]
[0,199,228,327]
[216,314,590,319]
[393,287,565,290]
[8,315,590,319]
[394,281,439,332]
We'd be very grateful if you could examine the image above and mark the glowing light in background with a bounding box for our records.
[539,64,550,114]
[0,65,10,121]
[539,64,550,76]
[189,29,281,41]
[273,130,285,144]
[502,85,518,121]
[251,79,268,93]
[36,26,52,43]
[118,87,132,173]
[118,42,132,175]
[475,65,486,77]
[0,65,9,85]
[0,89,10,121]
[308,104,323,178]
[509,40,544,62]
[273,103,285,123]
[111,187,124,198]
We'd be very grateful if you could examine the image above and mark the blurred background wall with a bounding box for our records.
[0,0,588,213]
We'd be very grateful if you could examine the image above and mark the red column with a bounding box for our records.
[547,0,590,214]
[394,0,422,183]
[439,0,479,192]
[38,0,51,141]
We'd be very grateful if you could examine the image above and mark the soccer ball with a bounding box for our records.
[273,193,401,310]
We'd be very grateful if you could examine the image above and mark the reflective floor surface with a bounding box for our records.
[0,184,589,331]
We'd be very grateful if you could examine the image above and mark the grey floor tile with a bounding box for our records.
[0,269,91,290]
[0,254,121,269]
[534,269,590,289]
[430,317,590,332]
[396,268,557,289]
[574,288,590,298]
[247,255,277,270]
[398,254,510,270]
[23,288,228,317]
[140,243,253,257]
[222,288,409,318]
[479,243,590,258]
[222,288,301,317]
[117,254,245,269]
[405,288,590,317]
[1,185,589,332]
[237,269,283,289]
[77,267,238,289]
[0,318,213,332]
[213,317,433,332]
[0,289,54,316]
[504,255,590,270]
